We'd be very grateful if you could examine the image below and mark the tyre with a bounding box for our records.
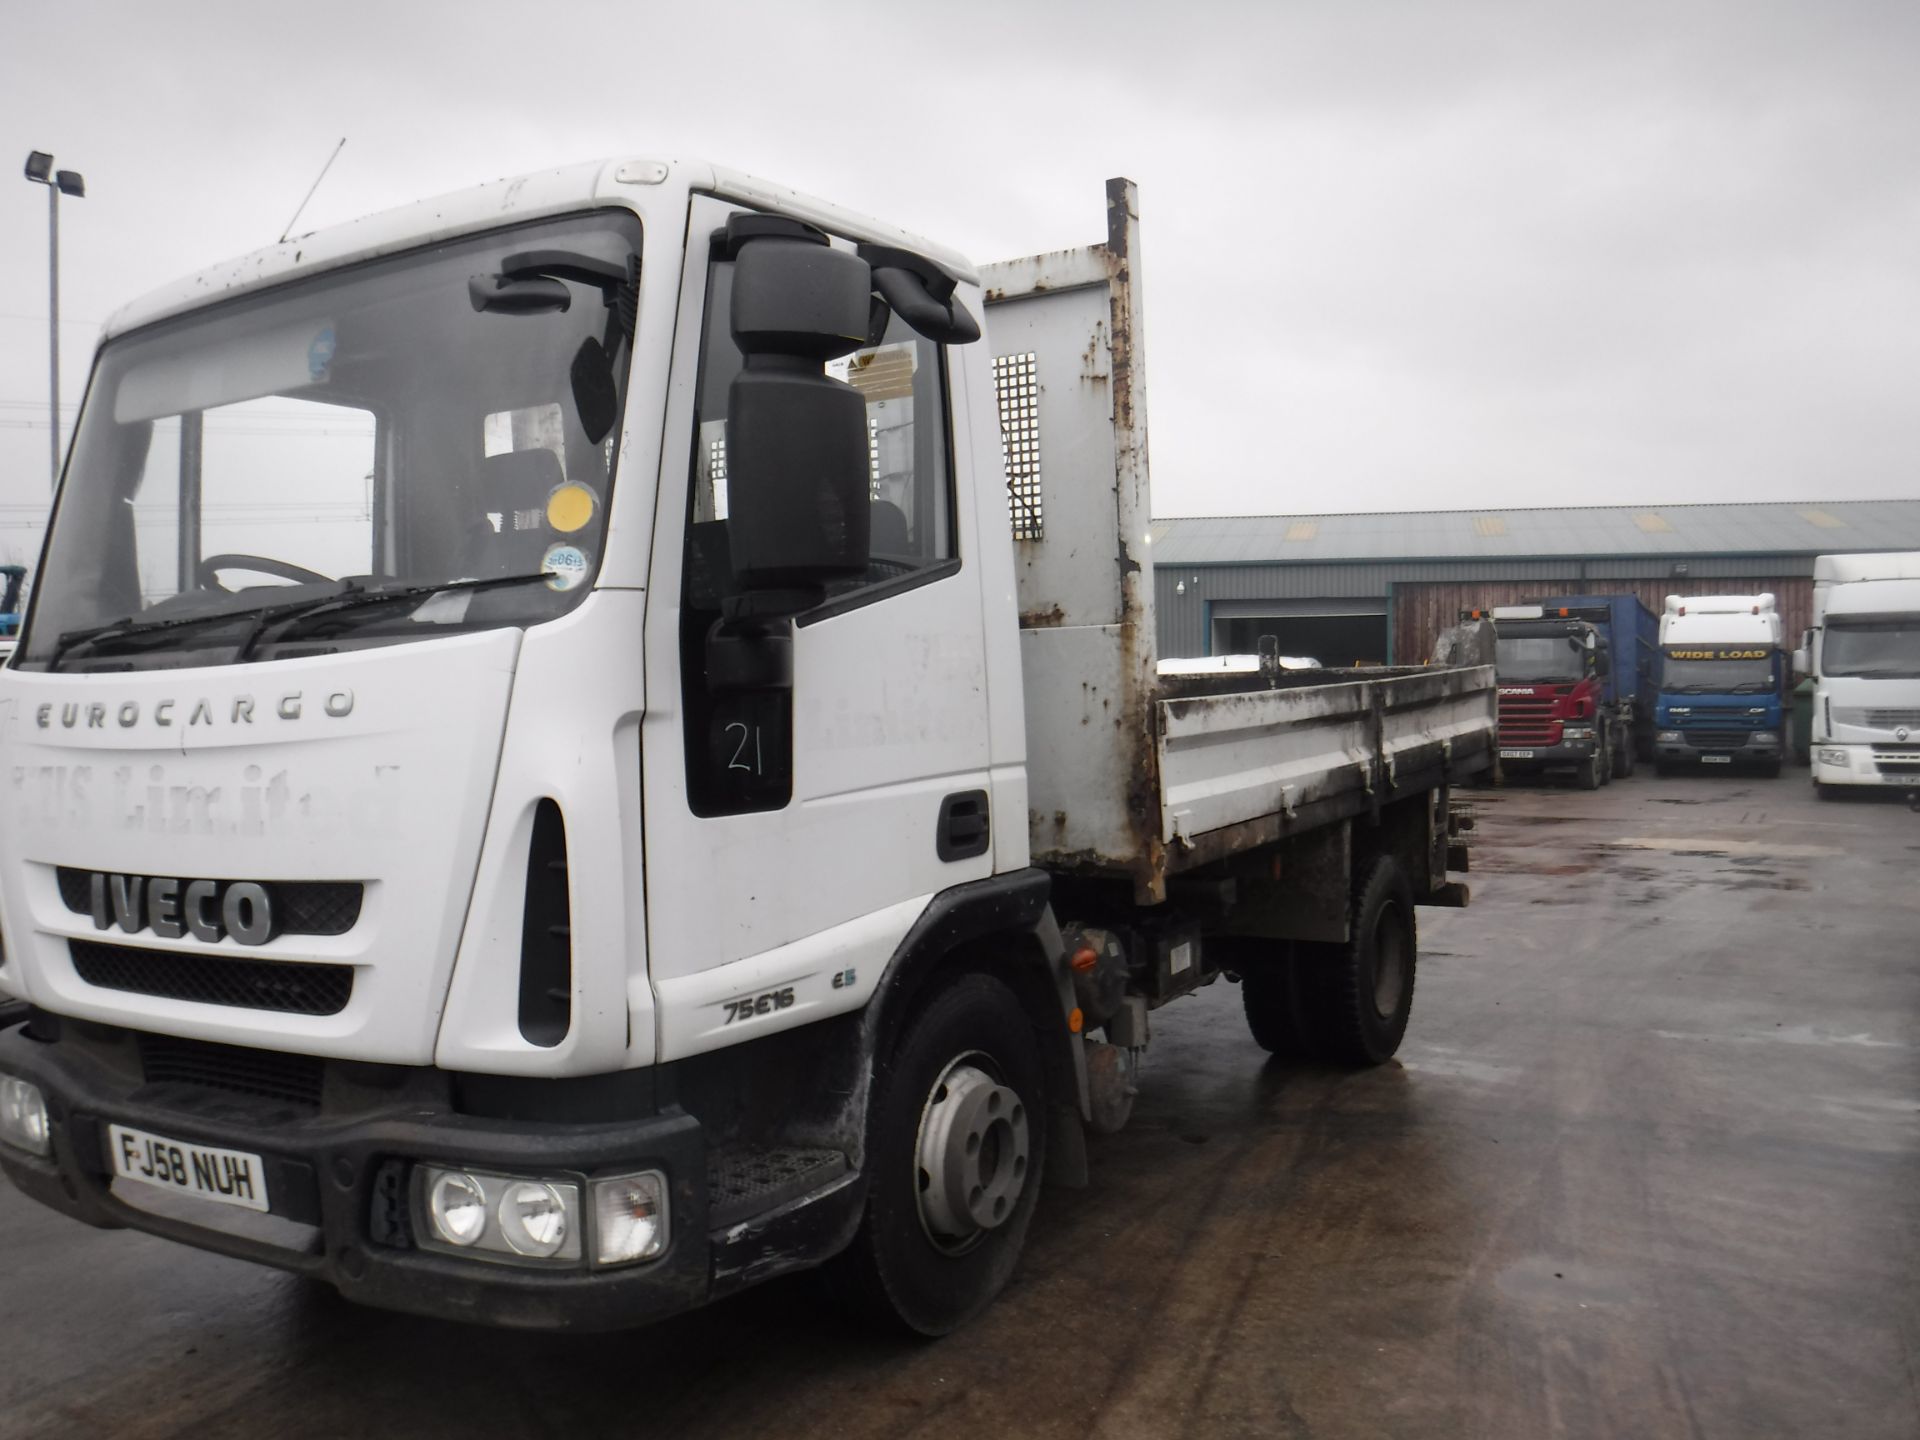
[1238,944,1315,1057]
[1612,730,1635,779]
[1816,781,1842,802]
[1579,743,1606,790]
[826,973,1046,1336]
[1296,855,1419,1066]
[1757,760,1783,779]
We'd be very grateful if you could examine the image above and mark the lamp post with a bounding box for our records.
[23,152,85,489]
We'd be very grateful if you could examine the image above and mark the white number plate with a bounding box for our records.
[1500,749,1535,760]
[108,1124,269,1213]
[1701,754,1733,764]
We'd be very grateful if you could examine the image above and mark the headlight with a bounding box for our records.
[0,1075,50,1157]
[593,1172,669,1266]
[415,1166,583,1265]
[1817,748,1849,768]
[1563,726,1595,740]
[1753,732,1779,745]
[1657,731,1683,743]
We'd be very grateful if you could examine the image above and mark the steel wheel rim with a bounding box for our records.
[913,1051,1031,1254]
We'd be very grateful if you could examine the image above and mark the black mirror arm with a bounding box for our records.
[870,266,980,345]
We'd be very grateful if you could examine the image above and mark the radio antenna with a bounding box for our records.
[279,137,347,245]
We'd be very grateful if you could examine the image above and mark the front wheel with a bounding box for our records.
[1579,743,1607,790]
[826,974,1047,1336]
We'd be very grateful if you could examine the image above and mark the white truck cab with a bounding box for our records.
[1800,553,1920,794]
[0,159,1492,1333]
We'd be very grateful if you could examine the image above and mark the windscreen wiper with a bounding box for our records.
[47,585,354,672]
[232,572,555,661]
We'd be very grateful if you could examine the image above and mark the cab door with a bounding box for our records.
[639,195,994,1062]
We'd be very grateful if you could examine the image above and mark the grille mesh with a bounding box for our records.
[70,940,352,1016]
[138,1033,324,1110]
[56,869,362,936]
[1681,730,1756,748]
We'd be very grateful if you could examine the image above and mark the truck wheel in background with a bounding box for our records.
[1237,945,1315,1057]
[1612,730,1636,779]
[1297,855,1419,1066]
[826,973,1047,1336]
[1758,760,1783,779]
[1579,741,1607,790]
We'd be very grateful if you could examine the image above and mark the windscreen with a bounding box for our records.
[1661,653,1776,693]
[1824,620,1920,678]
[17,210,641,672]
[1495,634,1585,681]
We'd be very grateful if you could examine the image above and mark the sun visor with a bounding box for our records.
[113,321,337,423]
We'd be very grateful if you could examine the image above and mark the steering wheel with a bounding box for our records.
[197,554,332,590]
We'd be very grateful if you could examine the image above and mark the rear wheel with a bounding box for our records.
[1255,856,1417,1066]
[1612,729,1636,778]
[826,974,1046,1336]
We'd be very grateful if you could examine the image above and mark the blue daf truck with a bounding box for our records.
[1654,594,1787,777]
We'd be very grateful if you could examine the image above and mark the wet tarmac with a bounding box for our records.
[2,771,1916,1439]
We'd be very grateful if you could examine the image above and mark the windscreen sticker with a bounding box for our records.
[546,481,596,534]
[307,327,336,381]
[542,544,590,592]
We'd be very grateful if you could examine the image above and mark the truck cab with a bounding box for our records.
[1801,553,1920,795]
[0,160,1490,1334]
[1476,598,1650,789]
[1653,594,1786,776]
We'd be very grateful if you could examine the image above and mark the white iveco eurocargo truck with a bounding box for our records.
[0,161,1494,1334]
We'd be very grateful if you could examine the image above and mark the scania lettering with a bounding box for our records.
[0,162,1494,1334]
[1798,552,1920,796]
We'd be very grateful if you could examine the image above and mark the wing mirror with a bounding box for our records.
[722,218,874,615]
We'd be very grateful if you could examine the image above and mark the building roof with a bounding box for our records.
[1148,501,1920,566]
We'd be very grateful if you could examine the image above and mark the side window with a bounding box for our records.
[688,254,955,600]
[678,240,957,819]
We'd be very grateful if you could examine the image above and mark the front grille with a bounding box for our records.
[138,1033,324,1110]
[1497,697,1561,746]
[69,940,353,1016]
[55,870,363,936]
[1835,707,1920,730]
[1679,729,1754,748]
[1872,745,1920,774]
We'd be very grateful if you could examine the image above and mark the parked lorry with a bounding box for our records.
[1798,553,1920,797]
[1652,594,1786,776]
[0,164,1494,1335]
[1469,593,1657,788]
[0,565,25,664]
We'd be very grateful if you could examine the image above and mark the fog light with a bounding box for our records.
[1657,731,1683,744]
[593,1171,668,1266]
[0,1075,50,1157]
[500,1181,569,1258]
[428,1171,489,1247]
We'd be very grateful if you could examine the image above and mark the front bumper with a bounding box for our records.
[1655,733,1781,765]
[0,1021,861,1330]
[1811,745,1920,788]
[1497,738,1595,770]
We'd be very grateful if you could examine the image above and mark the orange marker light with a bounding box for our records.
[1068,1007,1084,1034]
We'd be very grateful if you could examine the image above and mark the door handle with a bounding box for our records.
[936,790,990,862]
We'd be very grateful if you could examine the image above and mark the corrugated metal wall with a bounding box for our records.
[1391,577,1815,663]
[1154,555,1819,659]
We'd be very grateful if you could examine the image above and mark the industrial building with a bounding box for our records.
[1148,500,1920,666]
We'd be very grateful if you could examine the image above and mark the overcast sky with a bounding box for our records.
[1,0,1915,565]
